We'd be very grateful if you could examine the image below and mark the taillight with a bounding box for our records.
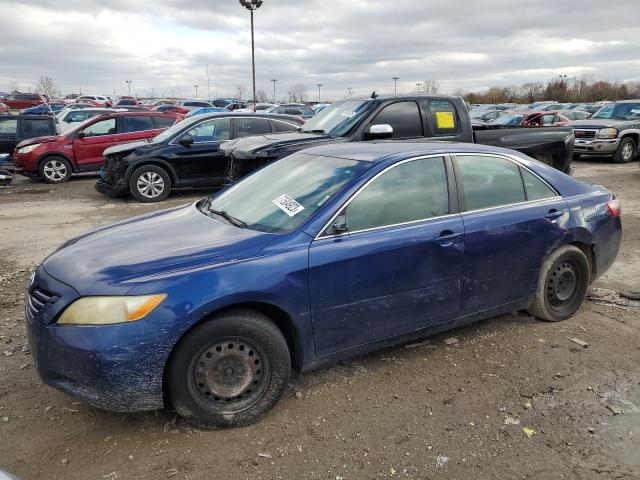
[606,198,621,217]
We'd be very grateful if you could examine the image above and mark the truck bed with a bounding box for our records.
[473,124,575,173]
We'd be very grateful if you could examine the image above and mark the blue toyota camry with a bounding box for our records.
[26,142,622,428]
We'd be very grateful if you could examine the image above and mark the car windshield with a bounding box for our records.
[299,100,376,136]
[591,103,640,120]
[469,110,486,119]
[490,114,524,125]
[200,152,369,233]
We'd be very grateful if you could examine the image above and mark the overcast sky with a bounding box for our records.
[1,0,639,100]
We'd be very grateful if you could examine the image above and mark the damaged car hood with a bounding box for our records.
[103,140,152,157]
[42,203,275,294]
[221,132,342,159]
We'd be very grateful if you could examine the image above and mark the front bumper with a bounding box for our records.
[26,267,170,412]
[574,137,620,156]
[95,177,128,197]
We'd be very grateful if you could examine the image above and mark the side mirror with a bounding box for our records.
[364,124,394,140]
[331,213,348,235]
[179,133,194,147]
[76,130,85,139]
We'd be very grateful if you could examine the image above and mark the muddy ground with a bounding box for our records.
[0,159,639,480]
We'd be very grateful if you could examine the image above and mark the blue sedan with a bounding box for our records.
[20,102,66,115]
[27,142,621,428]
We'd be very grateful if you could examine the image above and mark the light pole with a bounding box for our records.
[347,87,353,97]
[239,0,264,112]
[270,78,277,103]
[193,84,199,98]
[416,82,423,93]
[125,80,132,96]
[317,83,323,103]
[392,76,399,94]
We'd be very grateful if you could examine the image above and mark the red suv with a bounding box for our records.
[13,112,182,183]
[2,93,47,110]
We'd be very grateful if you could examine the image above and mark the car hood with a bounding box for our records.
[220,132,336,159]
[569,119,622,129]
[104,140,152,157]
[15,135,59,149]
[42,203,275,295]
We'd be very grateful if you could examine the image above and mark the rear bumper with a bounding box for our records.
[574,138,619,156]
[593,220,622,279]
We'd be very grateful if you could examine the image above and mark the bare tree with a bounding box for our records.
[287,83,308,103]
[236,84,247,100]
[36,76,59,98]
[256,89,268,103]
[9,81,19,93]
[422,79,440,94]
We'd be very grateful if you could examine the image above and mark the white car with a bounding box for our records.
[236,103,275,112]
[76,95,112,107]
[55,107,123,133]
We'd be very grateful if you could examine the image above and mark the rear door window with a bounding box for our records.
[346,157,449,232]
[234,118,272,138]
[368,101,422,138]
[428,100,459,135]
[455,155,526,210]
[0,118,18,134]
[123,116,154,133]
[24,119,52,137]
[521,168,557,201]
[153,116,177,128]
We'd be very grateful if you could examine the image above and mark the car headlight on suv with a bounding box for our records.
[57,294,167,325]
[17,144,41,154]
[596,128,618,139]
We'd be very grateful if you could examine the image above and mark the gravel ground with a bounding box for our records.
[0,158,639,480]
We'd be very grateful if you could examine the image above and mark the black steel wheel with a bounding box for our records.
[528,245,590,321]
[166,309,291,428]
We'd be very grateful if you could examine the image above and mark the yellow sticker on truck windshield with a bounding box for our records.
[436,111,455,129]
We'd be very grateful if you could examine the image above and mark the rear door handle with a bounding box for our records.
[545,209,565,221]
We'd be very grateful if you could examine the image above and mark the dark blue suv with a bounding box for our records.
[27,142,621,428]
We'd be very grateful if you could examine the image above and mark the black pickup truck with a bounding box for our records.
[0,114,57,155]
[221,95,575,181]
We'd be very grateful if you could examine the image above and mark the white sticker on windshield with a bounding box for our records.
[341,110,356,118]
[272,194,305,217]
[631,109,640,114]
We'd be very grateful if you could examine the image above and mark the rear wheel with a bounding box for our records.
[39,156,72,183]
[129,165,171,202]
[528,245,590,321]
[613,137,636,163]
[166,310,291,429]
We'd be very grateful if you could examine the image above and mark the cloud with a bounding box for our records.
[1,0,638,99]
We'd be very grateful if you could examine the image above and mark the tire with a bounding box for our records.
[528,245,590,322]
[129,165,171,202]
[572,154,581,161]
[613,137,636,163]
[166,309,291,429]
[38,156,72,183]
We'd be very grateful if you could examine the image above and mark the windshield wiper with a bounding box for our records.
[208,209,248,228]
[200,198,248,228]
[300,129,326,134]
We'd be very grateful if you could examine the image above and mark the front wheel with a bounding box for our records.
[39,156,72,183]
[528,245,590,322]
[129,165,171,202]
[166,310,291,429]
[613,137,636,163]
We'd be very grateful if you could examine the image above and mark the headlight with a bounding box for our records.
[57,294,167,325]
[596,128,618,139]
[17,144,41,154]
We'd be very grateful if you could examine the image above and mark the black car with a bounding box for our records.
[95,113,304,202]
[0,114,56,155]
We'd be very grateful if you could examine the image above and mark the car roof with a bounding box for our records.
[188,112,304,122]
[299,141,527,163]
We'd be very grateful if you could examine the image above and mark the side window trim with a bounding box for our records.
[451,153,561,214]
[315,154,456,240]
